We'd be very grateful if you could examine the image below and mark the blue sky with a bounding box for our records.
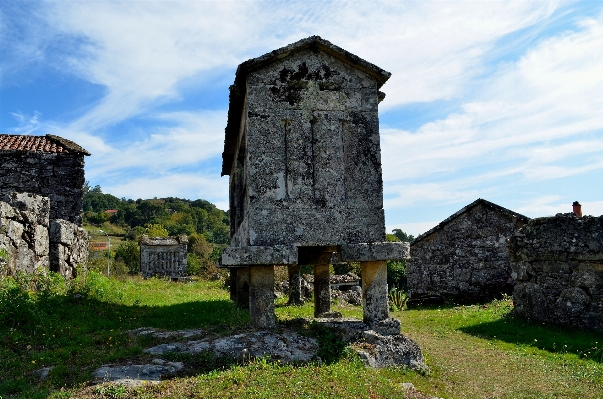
[1,0,602,237]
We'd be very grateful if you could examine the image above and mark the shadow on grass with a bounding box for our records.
[0,294,249,398]
[458,314,603,363]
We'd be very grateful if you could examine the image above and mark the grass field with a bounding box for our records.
[1,271,601,399]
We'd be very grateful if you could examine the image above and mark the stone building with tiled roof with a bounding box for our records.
[407,198,530,306]
[0,134,90,225]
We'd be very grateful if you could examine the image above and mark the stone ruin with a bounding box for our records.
[407,198,529,306]
[0,192,88,278]
[140,235,188,279]
[219,36,409,330]
[0,134,90,278]
[508,209,603,333]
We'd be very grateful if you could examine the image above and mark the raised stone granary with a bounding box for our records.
[407,198,529,306]
[0,134,90,225]
[219,36,409,329]
[508,213,603,333]
[140,235,188,279]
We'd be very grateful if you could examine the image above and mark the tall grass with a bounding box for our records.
[1,271,602,399]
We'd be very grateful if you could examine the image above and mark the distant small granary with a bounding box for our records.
[140,235,188,279]
[407,198,529,306]
[219,36,409,330]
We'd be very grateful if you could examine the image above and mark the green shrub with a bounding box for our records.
[114,240,140,273]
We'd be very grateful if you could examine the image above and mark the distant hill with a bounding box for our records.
[83,185,230,244]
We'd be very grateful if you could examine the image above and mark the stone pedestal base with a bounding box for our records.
[361,260,390,326]
[287,264,303,305]
[314,263,331,317]
[249,265,275,329]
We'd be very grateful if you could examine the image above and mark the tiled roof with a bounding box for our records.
[0,134,90,155]
[411,198,530,245]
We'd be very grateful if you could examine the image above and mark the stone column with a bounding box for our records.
[314,263,331,317]
[235,266,250,309]
[229,268,237,301]
[249,265,276,329]
[287,264,303,305]
[361,260,389,324]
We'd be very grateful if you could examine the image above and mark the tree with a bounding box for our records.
[114,240,140,273]
[144,224,169,237]
[392,228,415,243]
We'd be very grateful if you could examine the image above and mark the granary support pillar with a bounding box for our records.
[313,263,331,317]
[234,267,250,309]
[249,265,276,328]
[360,260,389,324]
[287,264,303,305]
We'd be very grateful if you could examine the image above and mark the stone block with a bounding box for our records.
[340,242,410,262]
[220,245,298,266]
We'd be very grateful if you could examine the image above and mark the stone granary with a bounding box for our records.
[0,134,90,278]
[140,235,188,279]
[407,198,529,306]
[219,36,409,329]
[508,210,603,333]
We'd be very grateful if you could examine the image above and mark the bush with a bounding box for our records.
[387,260,406,291]
[114,240,140,273]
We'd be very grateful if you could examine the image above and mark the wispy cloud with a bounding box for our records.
[382,9,603,208]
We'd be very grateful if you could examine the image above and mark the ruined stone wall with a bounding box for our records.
[49,219,89,279]
[407,203,526,305]
[0,192,50,276]
[140,236,188,279]
[0,151,86,225]
[508,213,603,332]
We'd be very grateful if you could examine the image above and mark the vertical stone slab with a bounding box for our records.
[314,263,331,317]
[361,260,389,324]
[235,266,250,309]
[249,265,275,328]
[287,264,303,305]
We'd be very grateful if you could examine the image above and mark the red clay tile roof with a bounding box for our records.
[0,134,90,155]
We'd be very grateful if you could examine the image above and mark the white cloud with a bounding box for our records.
[381,10,603,208]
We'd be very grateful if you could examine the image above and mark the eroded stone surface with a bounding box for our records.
[508,213,603,332]
[144,331,318,363]
[93,359,183,386]
[128,327,205,339]
[49,219,88,279]
[0,192,50,275]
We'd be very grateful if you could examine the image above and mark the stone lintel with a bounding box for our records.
[219,245,298,267]
[340,242,410,262]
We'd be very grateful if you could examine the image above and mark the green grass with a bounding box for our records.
[1,272,602,399]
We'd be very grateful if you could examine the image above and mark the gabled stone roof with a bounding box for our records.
[221,35,391,176]
[0,134,90,156]
[411,198,530,245]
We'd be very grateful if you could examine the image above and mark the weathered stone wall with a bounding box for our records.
[508,213,603,332]
[140,235,188,279]
[228,44,387,247]
[407,201,527,305]
[0,192,50,275]
[0,151,86,225]
[49,219,89,279]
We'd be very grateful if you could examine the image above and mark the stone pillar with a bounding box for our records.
[235,266,250,309]
[249,265,275,329]
[314,263,331,317]
[287,264,303,305]
[361,260,389,324]
[229,268,237,301]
